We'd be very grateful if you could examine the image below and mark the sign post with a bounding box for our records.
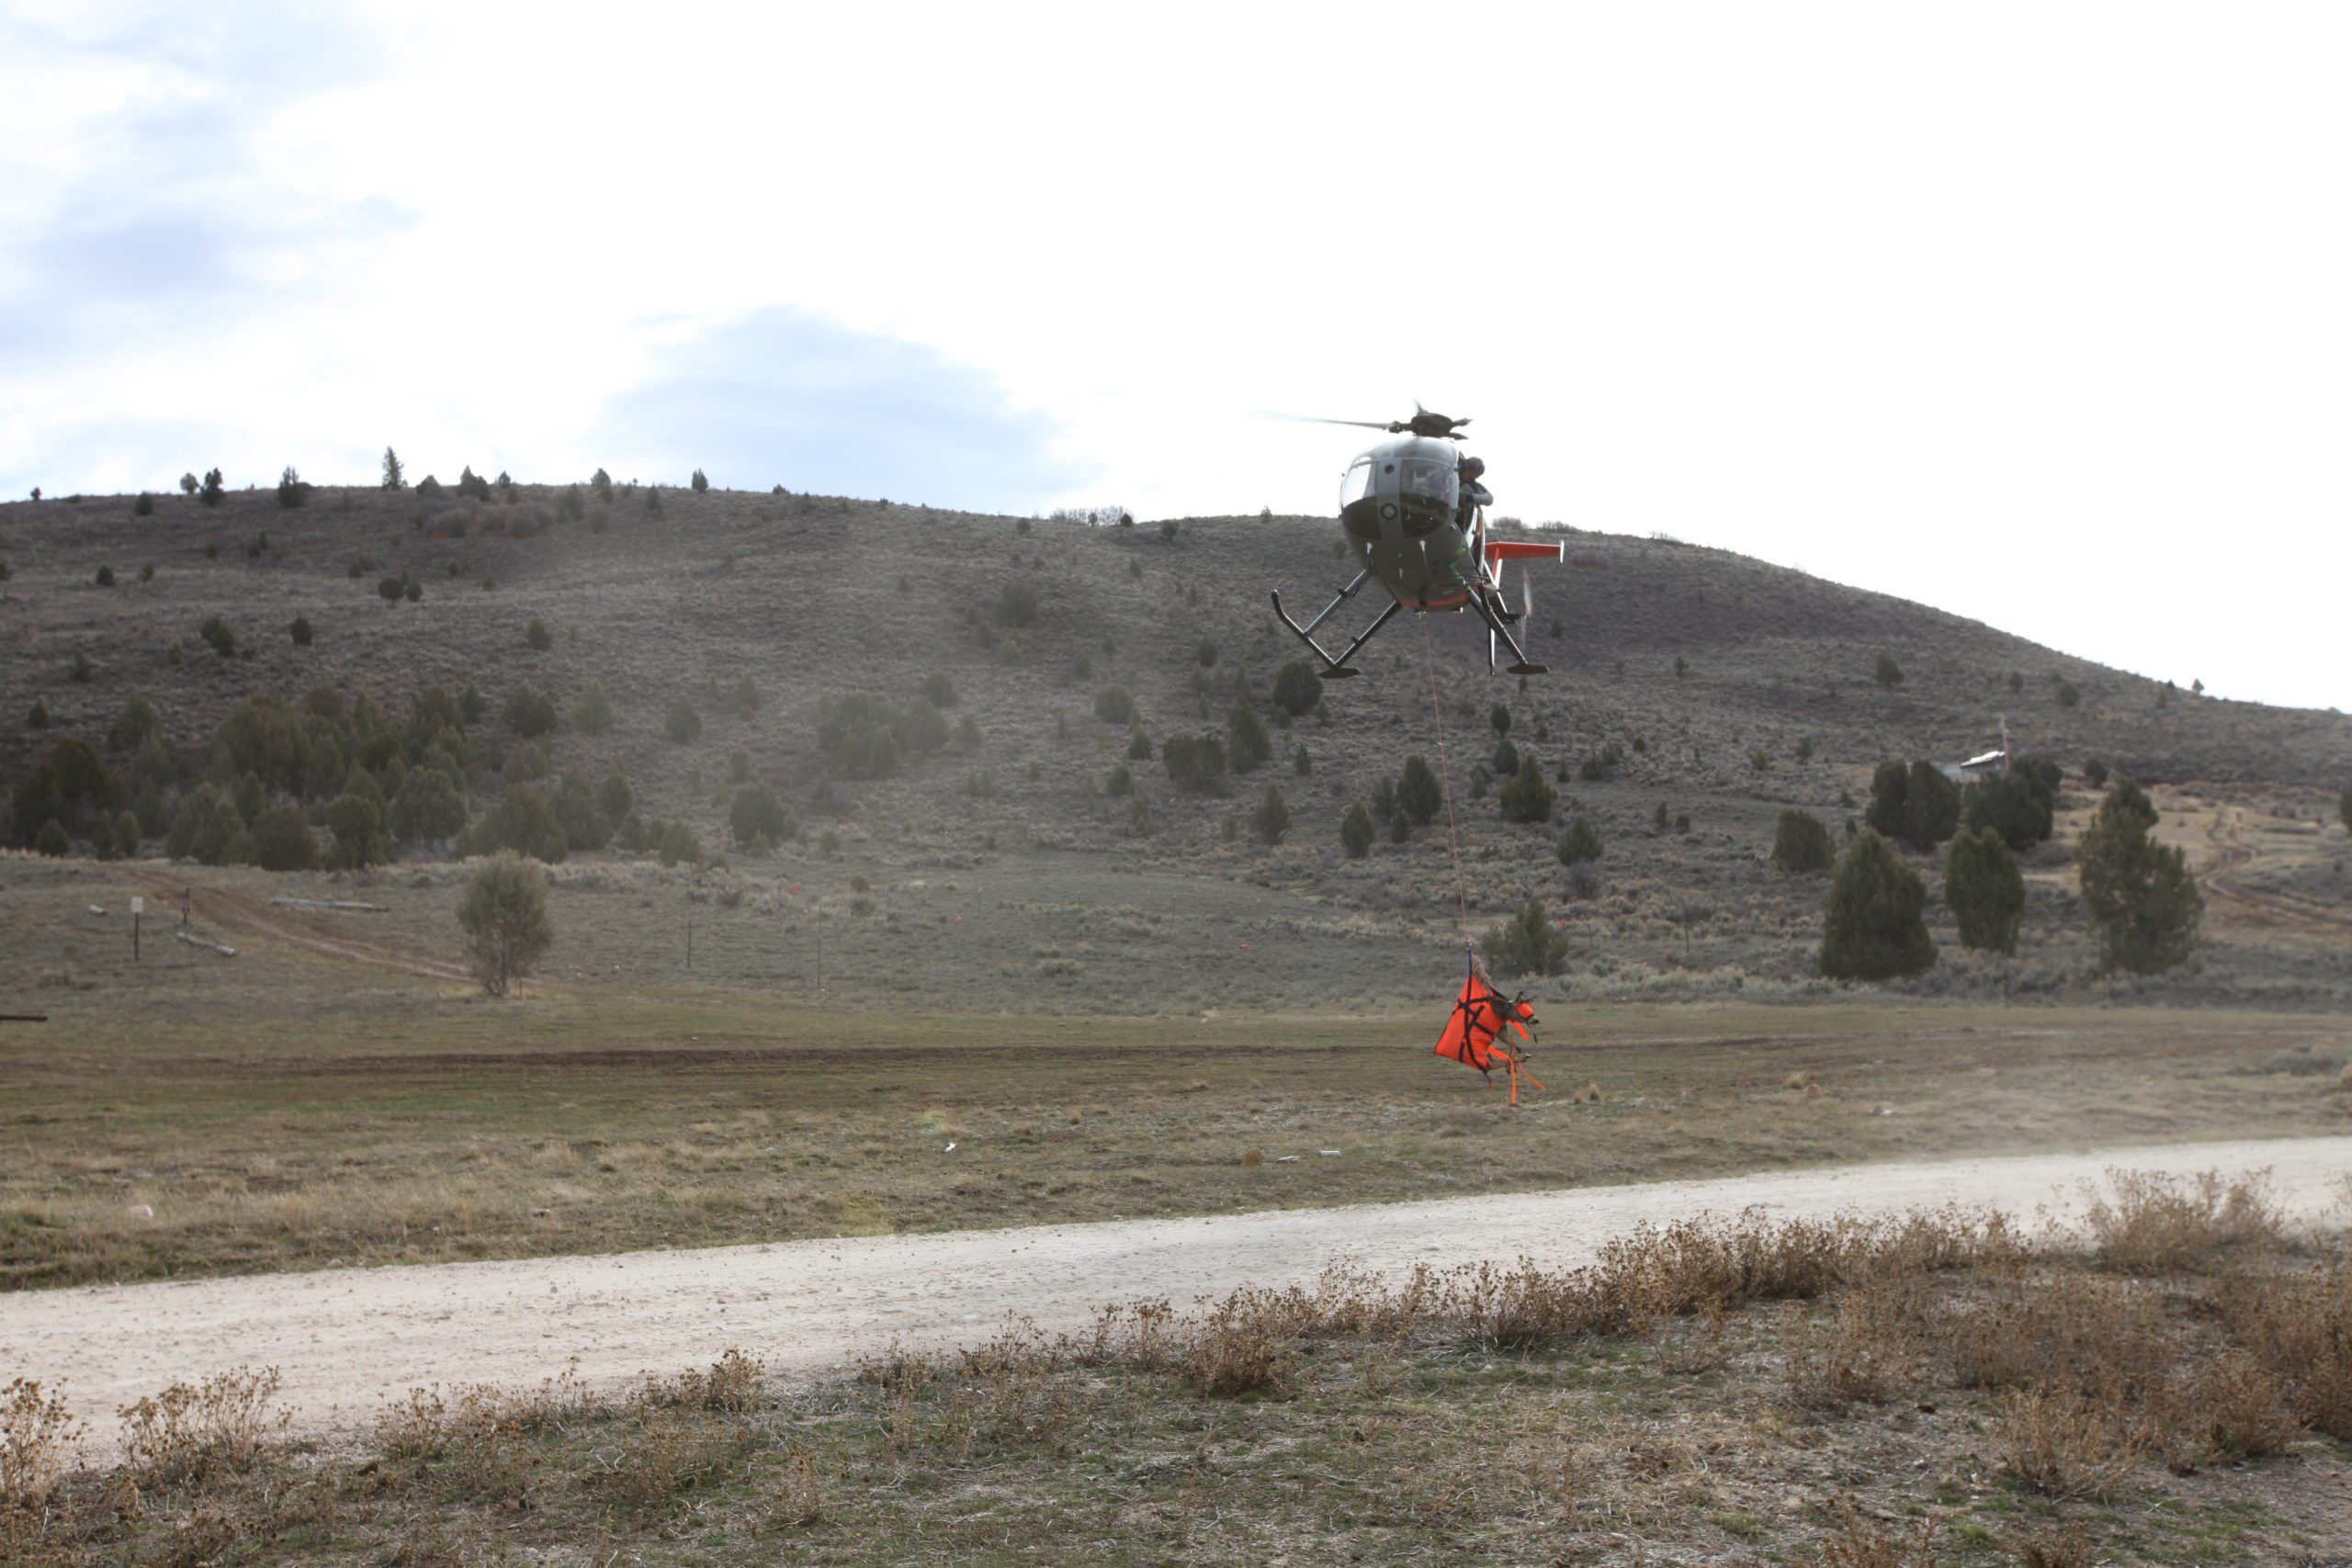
[130,896,143,962]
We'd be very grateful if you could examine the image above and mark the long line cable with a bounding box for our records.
[1418,609,1473,949]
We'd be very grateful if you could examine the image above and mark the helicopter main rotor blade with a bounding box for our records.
[1259,413,1398,432]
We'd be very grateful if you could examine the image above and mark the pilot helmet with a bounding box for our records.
[1459,456,1486,479]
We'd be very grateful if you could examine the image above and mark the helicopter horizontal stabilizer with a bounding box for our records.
[1483,539,1566,565]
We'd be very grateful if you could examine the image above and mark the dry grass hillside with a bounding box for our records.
[2,478,2347,1012]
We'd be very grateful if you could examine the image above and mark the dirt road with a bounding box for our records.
[2199,805,2352,938]
[7,1136,2346,1453]
[138,871,476,984]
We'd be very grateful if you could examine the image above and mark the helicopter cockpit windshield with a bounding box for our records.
[1396,457,1458,536]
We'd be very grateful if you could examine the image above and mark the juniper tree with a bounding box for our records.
[107,695,162,752]
[381,447,404,490]
[458,852,553,997]
[1162,733,1229,795]
[1498,754,1555,824]
[1397,754,1443,825]
[1485,897,1567,978]
[729,782,794,851]
[597,762,635,826]
[1094,685,1136,725]
[1962,763,2056,852]
[469,782,567,863]
[1819,831,1935,980]
[1251,783,1291,845]
[1865,759,1961,852]
[2078,789,2201,974]
[503,688,558,739]
[1769,809,1837,874]
[1556,814,1603,865]
[390,767,466,847]
[1945,827,2024,954]
[1227,698,1272,774]
[1339,801,1374,859]
[324,792,390,869]
[1272,660,1322,718]
[572,682,614,734]
[251,806,322,872]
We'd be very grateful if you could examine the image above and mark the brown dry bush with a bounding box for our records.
[2007,1522,2094,1568]
[1069,1298,1178,1371]
[933,1345,1094,1463]
[2219,1262,2352,1438]
[1453,1258,1615,1350]
[1817,1492,1940,1568]
[761,1443,824,1529]
[1183,1286,1306,1395]
[1789,1279,1926,1407]
[593,1409,742,1514]
[2159,1350,2301,1463]
[374,1370,604,1503]
[643,1347,765,1415]
[2,1379,84,1511]
[1994,1381,2144,1499]
[858,1348,933,1454]
[1863,1203,2025,1277]
[374,1383,543,1502]
[117,1366,288,1487]
[2081,1168,2281,1273]
[1947,1269,2170,1395]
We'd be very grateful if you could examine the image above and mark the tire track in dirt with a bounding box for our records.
[7,1135,2347,1459]
[138,873,474,985]
[2198,807,2352,937]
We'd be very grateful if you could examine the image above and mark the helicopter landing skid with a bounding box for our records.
[1272,581,1398,679]
[1466,589,1548,676]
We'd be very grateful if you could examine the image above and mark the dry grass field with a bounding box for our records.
[8,1172,2352,1565]
[5,837,2348,1288]
[3,479,2351,1298]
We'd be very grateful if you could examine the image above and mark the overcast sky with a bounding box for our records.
[4,2,2346,711]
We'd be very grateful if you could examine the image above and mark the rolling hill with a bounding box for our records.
[3,478,2347,1012]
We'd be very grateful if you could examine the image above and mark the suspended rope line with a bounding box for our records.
[1417,608,1473,948]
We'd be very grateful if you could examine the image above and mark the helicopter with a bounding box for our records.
[1271,405,1562,679]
